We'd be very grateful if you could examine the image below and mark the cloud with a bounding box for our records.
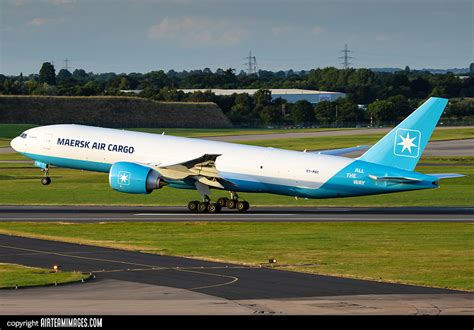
[27,17,64,27]
[375,33,389,41]
[271,25,326,38]
[148,16,244,46]
[311,26,325,36]
[271,26,294,37]
[50,0,75,5]
[27,18,49,26]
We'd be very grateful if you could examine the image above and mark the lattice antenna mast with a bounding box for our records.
[252,55,258,75]
[63,58,71,71]
[339,44,354,69]
[243,51,258,75]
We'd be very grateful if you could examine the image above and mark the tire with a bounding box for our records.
[217,197,229,207]
[198,202,209,213]
[41,177,51,185]
[226,199,236,209]
[236,201,249,212]
[208,203,221,213]
[187,201,199,212]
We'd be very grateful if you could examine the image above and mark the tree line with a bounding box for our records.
[0,63,473,126]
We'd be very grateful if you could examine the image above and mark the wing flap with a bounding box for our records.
[148,154,221,180]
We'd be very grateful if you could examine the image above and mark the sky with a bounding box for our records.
[0,0,473,75]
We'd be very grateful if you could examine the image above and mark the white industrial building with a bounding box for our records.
[180,89,346,104]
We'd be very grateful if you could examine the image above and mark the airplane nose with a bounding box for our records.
[10,137,21,151]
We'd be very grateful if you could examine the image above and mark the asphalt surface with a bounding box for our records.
[0,206,473,222]
[0,234,464,300]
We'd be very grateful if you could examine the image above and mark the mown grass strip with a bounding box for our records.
[0,263,88,289]
[0,222,471,291]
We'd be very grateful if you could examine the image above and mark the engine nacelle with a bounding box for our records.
[109,162,162,194]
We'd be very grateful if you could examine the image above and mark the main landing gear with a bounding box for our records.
[40,167,51,185]
[187,191,250,213]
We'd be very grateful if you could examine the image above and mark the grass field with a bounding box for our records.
[0,162,471,206]
[0,152,472,206]
[0,222,471,291]
[0,263,88,289]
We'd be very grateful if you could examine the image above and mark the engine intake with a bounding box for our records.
[109,162,162,194]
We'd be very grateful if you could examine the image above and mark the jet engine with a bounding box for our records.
[109,162,163,194]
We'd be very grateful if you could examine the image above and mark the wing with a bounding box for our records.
[309,145,371,156]
[146,154,235,189]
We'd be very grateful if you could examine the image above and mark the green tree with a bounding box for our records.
[57,69,72,81]
[39,62,56,85]
[72,69,89,82]
[229,93,253,124]
[314,100,336,124]
[334,99,364,124]
[410,76,432,98]
[386,95,412,118]
[291,100,315,124]
[368,99,395,124]
[444,100,474,119]
[260,106,281,125]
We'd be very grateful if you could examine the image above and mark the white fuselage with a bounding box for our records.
[11,124,354,196]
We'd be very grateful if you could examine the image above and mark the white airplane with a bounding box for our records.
[10,97,463,213]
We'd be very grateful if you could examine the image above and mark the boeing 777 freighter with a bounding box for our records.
[10,97,463,212]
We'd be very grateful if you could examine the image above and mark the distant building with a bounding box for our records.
[180,89,346,104]
[119,89,143,95]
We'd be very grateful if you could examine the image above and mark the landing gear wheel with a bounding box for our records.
[198,202,209,213]
[217,197,229,207]
[41,177,51,185]
[236,201,249,212]
[187,200,199,212]
[207,203,221,213]
[226,199,236,209]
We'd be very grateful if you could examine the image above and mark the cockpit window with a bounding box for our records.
[20,133,27,138]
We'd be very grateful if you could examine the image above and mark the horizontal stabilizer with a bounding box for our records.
[369,175,422,183]
[427,173,466,179]
[312,145,371,156]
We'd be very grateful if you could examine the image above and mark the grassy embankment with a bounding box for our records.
[0,263,88,289]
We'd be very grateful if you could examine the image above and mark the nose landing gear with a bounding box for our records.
[40,167,51,185]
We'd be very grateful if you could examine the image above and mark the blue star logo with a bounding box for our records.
[118,171,130,186]
[394,129,421,158]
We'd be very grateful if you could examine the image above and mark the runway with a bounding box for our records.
[0,206,472,222]
[0,234,463,301]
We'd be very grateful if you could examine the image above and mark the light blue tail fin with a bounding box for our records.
[359,97,448,171]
